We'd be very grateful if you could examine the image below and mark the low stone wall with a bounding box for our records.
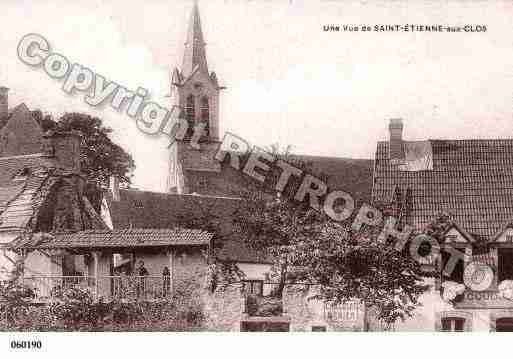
[203,283,367,332]
[283,284,366,332]
[203,283,245,331]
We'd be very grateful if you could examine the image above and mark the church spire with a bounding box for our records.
[182,1,208,78]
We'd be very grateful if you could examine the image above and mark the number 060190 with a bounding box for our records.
[10,340,42,349]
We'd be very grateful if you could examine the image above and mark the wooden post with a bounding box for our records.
[92,251,100,301]
[168,249,174,296]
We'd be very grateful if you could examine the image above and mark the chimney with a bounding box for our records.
[388,118,405,162]
[109,175,120,202]
[42,130,82,173]
[0,86,9,120]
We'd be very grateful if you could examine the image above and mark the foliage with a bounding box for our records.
[235,177,429,324]
[1,275,205,331]
[32,111,135,188]
[0,281,36,325]
[233,147,328,296]
[48,286,107,329]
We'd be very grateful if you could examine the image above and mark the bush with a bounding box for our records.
[0,282,205,331]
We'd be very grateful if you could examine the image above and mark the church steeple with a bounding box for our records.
[169,1,223,146]
[168,1,226,194]
[182,1,208,78]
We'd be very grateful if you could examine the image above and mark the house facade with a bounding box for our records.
[372,118,513,331]
[0,90,213,302]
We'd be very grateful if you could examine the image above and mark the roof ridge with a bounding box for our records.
[119,188,242,201]
[378,138,513,144]
[0,153,45,161]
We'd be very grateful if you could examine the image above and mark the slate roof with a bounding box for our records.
[372,139,513,238]
[16,228,213,249]
[107,189,271,263]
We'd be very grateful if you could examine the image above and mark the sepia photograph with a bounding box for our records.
[1,0,513,356]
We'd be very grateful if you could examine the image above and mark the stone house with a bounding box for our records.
[0,90,213,302]
[372,118,513,332]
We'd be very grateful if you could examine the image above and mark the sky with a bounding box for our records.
[1,0,513,191]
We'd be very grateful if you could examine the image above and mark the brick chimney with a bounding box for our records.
[0,86,9,121]
[388,118,405,162]
[42,130,82,173]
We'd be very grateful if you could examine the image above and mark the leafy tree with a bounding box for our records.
[234,146,428,324]
[32,111,135,187]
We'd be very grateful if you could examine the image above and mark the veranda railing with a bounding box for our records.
[22,275,172,301]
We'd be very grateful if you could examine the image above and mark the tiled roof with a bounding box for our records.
[107,189,271,263]
[0,153,55,187]
[0,154,58,231]
[0,174,56,231]
[15,228,213,249]
[372,139,513,238]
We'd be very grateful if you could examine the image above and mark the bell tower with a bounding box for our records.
[167,1,225,194]
[170,1,224,141]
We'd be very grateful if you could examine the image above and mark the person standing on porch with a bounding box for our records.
[136,261,149,299]
[162,266,170,296]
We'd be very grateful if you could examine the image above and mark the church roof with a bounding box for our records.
[291,154,374,205]
[174,140,374,204]
[372,139,513,238]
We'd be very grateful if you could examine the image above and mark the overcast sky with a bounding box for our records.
[1,0,513,191]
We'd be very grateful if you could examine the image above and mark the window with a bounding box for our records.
[496,318,513,332]
[243,280,263,296]
[185,95,195,135]
[312,326,327,332]
[441,250,464,283]
[441,317,465,332]
[200,96,210,137]
[498,248,513,282]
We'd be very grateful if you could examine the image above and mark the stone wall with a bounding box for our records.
[283,284,366,332]
[203,283,244,331]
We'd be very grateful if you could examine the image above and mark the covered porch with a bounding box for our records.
[14,228,213,302]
